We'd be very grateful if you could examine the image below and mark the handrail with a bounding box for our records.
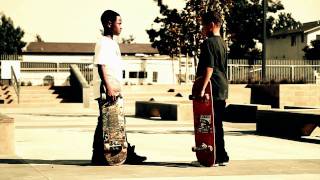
[10,66,20,104]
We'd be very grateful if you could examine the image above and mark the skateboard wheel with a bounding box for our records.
[104,144,110,151]
[192,146,196,152]
[123,142,128,148]
[101,93,107,100]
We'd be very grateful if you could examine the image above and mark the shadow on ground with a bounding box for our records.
[0,159,197,168]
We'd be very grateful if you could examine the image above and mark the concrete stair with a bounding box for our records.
[0,86,63,106]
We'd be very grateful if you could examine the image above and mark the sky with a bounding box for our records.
[0,0,319,44]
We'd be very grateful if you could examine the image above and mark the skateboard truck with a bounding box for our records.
[104,142,128,151]
[189,94,210,101]
[192,143,214,152]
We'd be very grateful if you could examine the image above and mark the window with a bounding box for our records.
[138,71,147,78]
[291,35,296,46]
[153,72,158,82]
[129,72,137,78]
[122,70,125,78]
[189,74,195,81]
[301,33,304,43]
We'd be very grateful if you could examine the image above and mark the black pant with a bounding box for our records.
[91,101,106,162]
[213,100,228,161]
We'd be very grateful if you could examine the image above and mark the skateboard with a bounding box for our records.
[100,93,128,166]
[189,77,216,167]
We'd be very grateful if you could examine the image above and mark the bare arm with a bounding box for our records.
[200,67,213,97]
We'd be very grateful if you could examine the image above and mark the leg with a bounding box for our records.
[91,100,107,165]
[213,100,229,164]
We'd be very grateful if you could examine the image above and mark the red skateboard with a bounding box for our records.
[189,77,216,167]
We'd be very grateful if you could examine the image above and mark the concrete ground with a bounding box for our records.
[0,104,320,180]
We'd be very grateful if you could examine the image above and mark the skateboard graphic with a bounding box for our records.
[100,93,128,166]
[189,77,216,167]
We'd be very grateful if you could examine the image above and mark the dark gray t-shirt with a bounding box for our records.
[196,35,228,100]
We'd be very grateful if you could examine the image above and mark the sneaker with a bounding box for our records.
[215,155,229,166]
[125,144,147,164]
[91,152,107,166]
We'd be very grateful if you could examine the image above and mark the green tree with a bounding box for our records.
[0,14,26,54]
[121,35,135,44]
[273,12,301,32]
[226,0,300,59]
[35,34,44,42]
[148,0,300,61]
[303,39,320,60]
[148,0,232,59]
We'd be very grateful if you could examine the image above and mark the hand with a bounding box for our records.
[200,89,205,97]
[107,86,119,101]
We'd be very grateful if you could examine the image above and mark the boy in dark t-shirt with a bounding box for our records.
[196,11,229,166]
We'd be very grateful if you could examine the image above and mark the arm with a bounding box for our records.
[200,67,213,97]
[98,64,118,100]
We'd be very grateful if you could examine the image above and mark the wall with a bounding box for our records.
[266,33,307,59]
[20,55,197,86]
[280,84,320,108]
[307,30,320,45]
[20,72,70,86]
[249,84,320,108]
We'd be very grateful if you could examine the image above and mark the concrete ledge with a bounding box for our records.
[225,103,271,123]
[256,109,320,138]
[284,105,320,110]
[70,64,90,108]
[135,101,193,121]
[0,113,15,155]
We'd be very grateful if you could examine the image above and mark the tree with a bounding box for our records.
[148,0,232,59]
[0,14,26,54]
[121,35,135,44]
[226,0,300,59]
[35,34,44,42]
[273,12,301,32]
[147,3,184,57]
[303,39,320,60]
[148,0,300,61]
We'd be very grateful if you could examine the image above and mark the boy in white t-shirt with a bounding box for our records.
[91,10,146,165]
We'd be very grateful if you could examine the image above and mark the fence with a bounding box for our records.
[0,55,22,84]
[228,59,320,83]
[20,62,93,84]
[1,56,320,84]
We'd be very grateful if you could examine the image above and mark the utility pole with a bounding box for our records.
[262,0,267,81]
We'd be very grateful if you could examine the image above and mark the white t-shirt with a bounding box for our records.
[93,36,123,98]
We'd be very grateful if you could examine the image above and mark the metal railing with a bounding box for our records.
[10,66,20,104]
[228,59,320,83]
[0,54,22,60]
[6,59,320,85]
[21,62,93,84]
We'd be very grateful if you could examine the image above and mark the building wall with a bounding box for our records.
[306,30,320,45]
[266,33,307,59]
[267,29,320,60]
[20,55,196,86]
[23,54,93,63]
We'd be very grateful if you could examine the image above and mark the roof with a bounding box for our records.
[271,20,320,37]
[24,42,159,55]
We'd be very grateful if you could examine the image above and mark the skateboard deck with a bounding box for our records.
[189,77,216,167]
[100,94,127,166]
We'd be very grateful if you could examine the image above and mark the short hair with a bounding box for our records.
[100,10,120,35]
[202,11,222,26]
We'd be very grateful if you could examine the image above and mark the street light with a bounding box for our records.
[262,0,267,81]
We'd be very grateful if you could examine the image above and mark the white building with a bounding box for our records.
[267,20,320,60]
[21,42,195,86]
